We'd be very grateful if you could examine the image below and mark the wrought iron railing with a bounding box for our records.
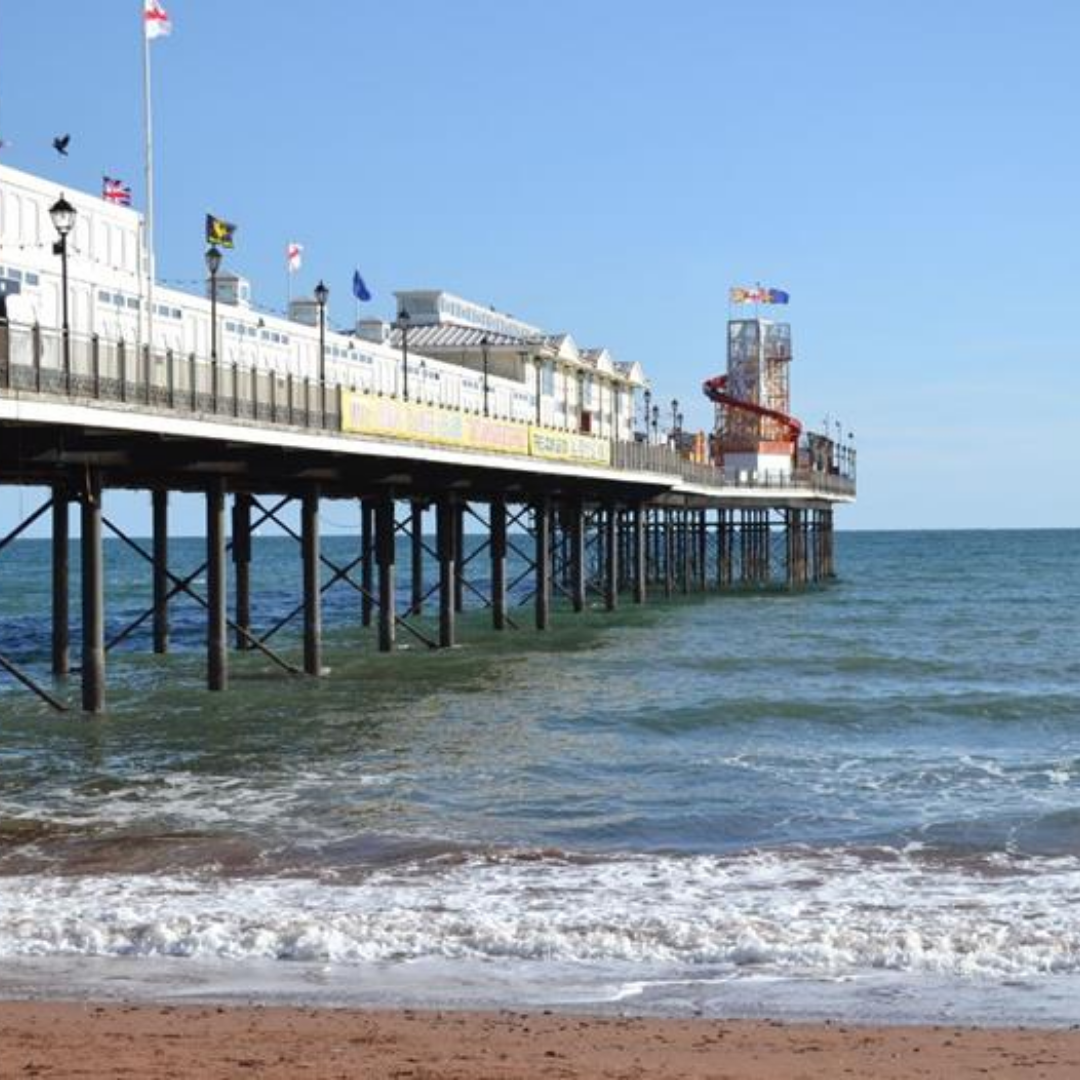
[0,321,855,498]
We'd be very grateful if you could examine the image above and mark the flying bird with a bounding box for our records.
[52,134,70,156]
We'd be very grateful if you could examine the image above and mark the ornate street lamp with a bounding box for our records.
[643,388,652,440]
[397,307,411,401]
[314,280,329,387]
[651,404,660,439]
[205,245,223,365]
[670,398,679,433]
[49,194,76,389]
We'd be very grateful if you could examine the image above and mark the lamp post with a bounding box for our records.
[205,245,222,406]
[643,388,652,441]
[397,307,411,401]
[578,371,586,432]
[205,245,222,364]
[481,334,490,417]
[418,358,427,403]
[49,195,76,389]
[314,280,329,385]
[651,405,659,440]
[534,356,543,425]
[670,398,679,434]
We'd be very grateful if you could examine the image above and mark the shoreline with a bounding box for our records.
[4,1000,1080,1079]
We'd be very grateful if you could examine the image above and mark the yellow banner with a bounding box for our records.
[528,427,612,466]
[341,393,531,456]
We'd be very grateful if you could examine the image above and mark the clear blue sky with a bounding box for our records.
[1,0,1077,533]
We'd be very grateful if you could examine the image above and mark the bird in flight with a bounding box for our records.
[52,134,71,156]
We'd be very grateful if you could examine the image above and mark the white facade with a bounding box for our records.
[0,164,647,435]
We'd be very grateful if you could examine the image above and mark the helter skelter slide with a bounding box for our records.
[705,299,803,476]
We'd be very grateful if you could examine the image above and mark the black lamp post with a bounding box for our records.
[314,280,329,387]
[418,358,427,403]
[481,335,490,417]
[643,388,652,440]
[670,398,679,434]
[49,195,76,389]
[651,405,659,439]
[578,371,586,431]
[397,307,411,401]
[205,245,222,365]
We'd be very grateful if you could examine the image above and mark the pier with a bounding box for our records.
[0,318,852,714]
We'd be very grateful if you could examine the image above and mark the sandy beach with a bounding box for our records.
[3,1002,1080,1079]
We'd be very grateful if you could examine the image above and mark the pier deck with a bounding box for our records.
[0,322,854,713]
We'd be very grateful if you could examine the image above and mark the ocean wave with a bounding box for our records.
[2,848,1080,978]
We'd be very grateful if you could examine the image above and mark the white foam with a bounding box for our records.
[2,848,1080,979]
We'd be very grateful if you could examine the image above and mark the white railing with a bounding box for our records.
[0,321,856,498]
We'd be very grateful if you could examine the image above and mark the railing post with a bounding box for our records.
[118,339,127,402]
[32,323,42,392]
[91,334,100,398]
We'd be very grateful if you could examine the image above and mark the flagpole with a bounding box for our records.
[142,6,156,357]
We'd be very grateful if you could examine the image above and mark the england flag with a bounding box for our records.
[144,0,172,40]
[287,242,303,273]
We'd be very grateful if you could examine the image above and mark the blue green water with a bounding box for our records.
[0,528,1078,1023]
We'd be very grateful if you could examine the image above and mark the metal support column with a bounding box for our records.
[360,499,374,628]
[152,488,170,654]
[437,496,456,648]
[80,470,105,713]
[302,485,322,676]
[490,497,507,631]
[453,501,466,614]
[410,499,424,616]
[231,492,251,650]
[570,501,586,613]
[51,482,69,676]
[663,509,674,598]
[376,497,396,652]
[633,504,647,604]
[207,478,228,692]
[604,504,618,611]
[535,497,551,630]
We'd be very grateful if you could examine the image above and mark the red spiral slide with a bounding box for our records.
[702,374,803,442]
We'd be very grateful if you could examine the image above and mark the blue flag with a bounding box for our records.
[764,288,790,305]
[352,270,372,302]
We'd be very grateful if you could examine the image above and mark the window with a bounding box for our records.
[25,272,39,287]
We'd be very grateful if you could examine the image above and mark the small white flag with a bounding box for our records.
[287,242,303,273]
[144,0,172,40]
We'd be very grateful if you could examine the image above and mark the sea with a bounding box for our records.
[0,528,1078,1026]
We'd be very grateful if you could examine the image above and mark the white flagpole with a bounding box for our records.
[142,5,156,357]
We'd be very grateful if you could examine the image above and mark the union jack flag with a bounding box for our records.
[102,177,132,207]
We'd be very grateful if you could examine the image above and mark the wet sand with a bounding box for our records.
[3,1001,1080,1078]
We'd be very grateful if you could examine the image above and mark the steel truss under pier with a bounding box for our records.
[0,485,835,714]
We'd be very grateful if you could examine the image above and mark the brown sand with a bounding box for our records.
[3,1002,1080,1079]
